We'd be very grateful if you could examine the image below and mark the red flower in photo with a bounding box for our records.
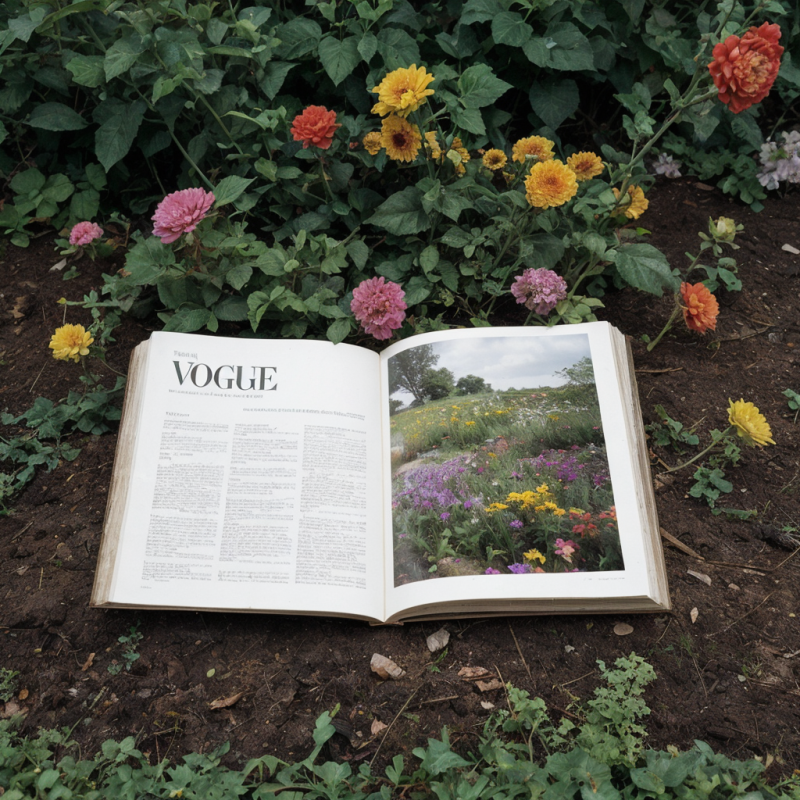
[290,105,341,150]
[680,282,719,334]
[708,22,783,114]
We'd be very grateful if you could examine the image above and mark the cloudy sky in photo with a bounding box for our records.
[390,333,593,401]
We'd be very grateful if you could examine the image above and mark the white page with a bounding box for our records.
[108,332,385,619]
[380,324,652,620]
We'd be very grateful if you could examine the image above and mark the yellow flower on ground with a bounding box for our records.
[566,151,604,182]
[49,324,93,362]
[381,115,422,162]
[523,548,546,564]
[482,149,507,170]
[362,131,382,155]
[424,131,441,160]
[512,136,554,164]
[524,160,578,209]
[612,185,649,219]
[372,65,435,118]
[728,399,775,447]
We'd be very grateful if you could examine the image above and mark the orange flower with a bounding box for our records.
[708,22,783,114]
[291,105,341,149]
[566,152,604,182]
[512,136,554,164]
[524,160,578,209]
[680,282,719,334]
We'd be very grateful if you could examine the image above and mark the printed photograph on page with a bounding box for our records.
[388,334,623,586]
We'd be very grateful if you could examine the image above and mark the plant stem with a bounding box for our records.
[664,427,733,473]
[647,303,681,351]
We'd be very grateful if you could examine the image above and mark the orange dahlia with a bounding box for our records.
[524,160,578,209]
[680,282,719,334]
[482,149,507,170]
[512,136,554,164]
[566,151,604,182]
[708,22,783,114]
[290,105,341,150]
[380,115,422,162]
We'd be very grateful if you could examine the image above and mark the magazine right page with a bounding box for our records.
[380,323,655,620]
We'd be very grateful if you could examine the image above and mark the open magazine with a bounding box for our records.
[91,323,670,622]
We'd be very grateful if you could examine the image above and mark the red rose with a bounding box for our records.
[290,105,341,150]
[708,22,783,114]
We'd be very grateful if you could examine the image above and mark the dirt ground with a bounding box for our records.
[1,178,799,776]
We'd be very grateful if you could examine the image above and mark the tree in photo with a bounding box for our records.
[456,374,492,395]
[389,345,438,404]
[422,367,455,400]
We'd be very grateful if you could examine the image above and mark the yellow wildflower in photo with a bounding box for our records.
[566,151,604,182]
[523,548,546,564]
[381,115,422,162]
[728,399,775,447]
[486,503,509,513]
[612,185,649,219]
[372,65,435,118]
[482,149,507,170]
[512,136,554,164]
[362,131,383,155]
[424,131,441,160]
[524,160,578,209]
[49,324,93,362]
[465,421,476,426]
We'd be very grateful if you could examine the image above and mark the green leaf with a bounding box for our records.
[259,61,295,100]
[376,27,420,70]
[327,318,351,344]
[0,121,6,147]
[163,306,214,333]
[318,36,361,86]
[104,35,147,80]
[347,239,370,269]
[95,101,146,171]
[70,189,100,221]
[29,102,87,131]
[612,243,679,296]
[275,18,322,59]
[125,235,176,284]
[366,187,430,235]
[731,113,763,150]
[41,174,74,203]
[458,64,512,109]
[618,0,645,22]
[358,32,378,63]
[66,54,105,88]
[419,246,439,273]
[492,11,532,47]
[453,107,485,136]
[461,0,502,25]
[10,168,46,196]
[530,78,579,129]
[224,262,253,290]
[412,736,470,776]
[520,233,565,271]
[213,176,256,207]
[8,11,45,43]
[214,295,249,321]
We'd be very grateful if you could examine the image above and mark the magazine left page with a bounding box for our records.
[97,331,386,621]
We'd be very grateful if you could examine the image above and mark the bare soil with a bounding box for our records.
[1,178,800,776]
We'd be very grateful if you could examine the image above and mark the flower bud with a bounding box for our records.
[710,216,737,242]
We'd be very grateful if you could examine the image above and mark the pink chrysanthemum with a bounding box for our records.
[151,188,215,244]
[350,277,407,340]
[69,221,104,246]
[510,268,568,315]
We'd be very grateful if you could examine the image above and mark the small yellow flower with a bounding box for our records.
[728,399,775,447]
[512,136,554,164]
[524,160,578,209]
[362,131,383,155]
[482,149,507,170]
[424,131,441,160]
[49,324,93,362]
[381,115,422,162]
[612,185,649,219]
[566,151,604,182]
[372,64,435,118]
[465,421,476,426]
[486,502,509,513]
[523,548,546,564]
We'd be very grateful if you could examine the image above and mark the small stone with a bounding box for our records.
[614,623,634,636]
[781,243,800,255]
[370,653,405,680]
[690,607,699,624]
[426,627,450,653]
[728,583,741,591]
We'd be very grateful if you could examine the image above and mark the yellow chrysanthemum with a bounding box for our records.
[728,399,775,447]
[424,131,441,160]
[482,149,507,170]
[512,136,554,164]
[362,131,382,155]
[49,324,93,362]
[371,64,435,118]
[566,151,604,182]
[612,185,649,219]
[524,160,578,209]
[523,549,546,564]
[381,115,422,162]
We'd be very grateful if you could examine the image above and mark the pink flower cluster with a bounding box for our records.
[554,538,579,563]
[510,268,567,315]
[350,277,407,340]
[152,188,215,244]
[69,221,103,246]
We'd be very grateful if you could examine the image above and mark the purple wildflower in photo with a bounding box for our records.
[508,563,533,574]
[485,568,501,575]
[440,512,451,521]
[509,520,524,529]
